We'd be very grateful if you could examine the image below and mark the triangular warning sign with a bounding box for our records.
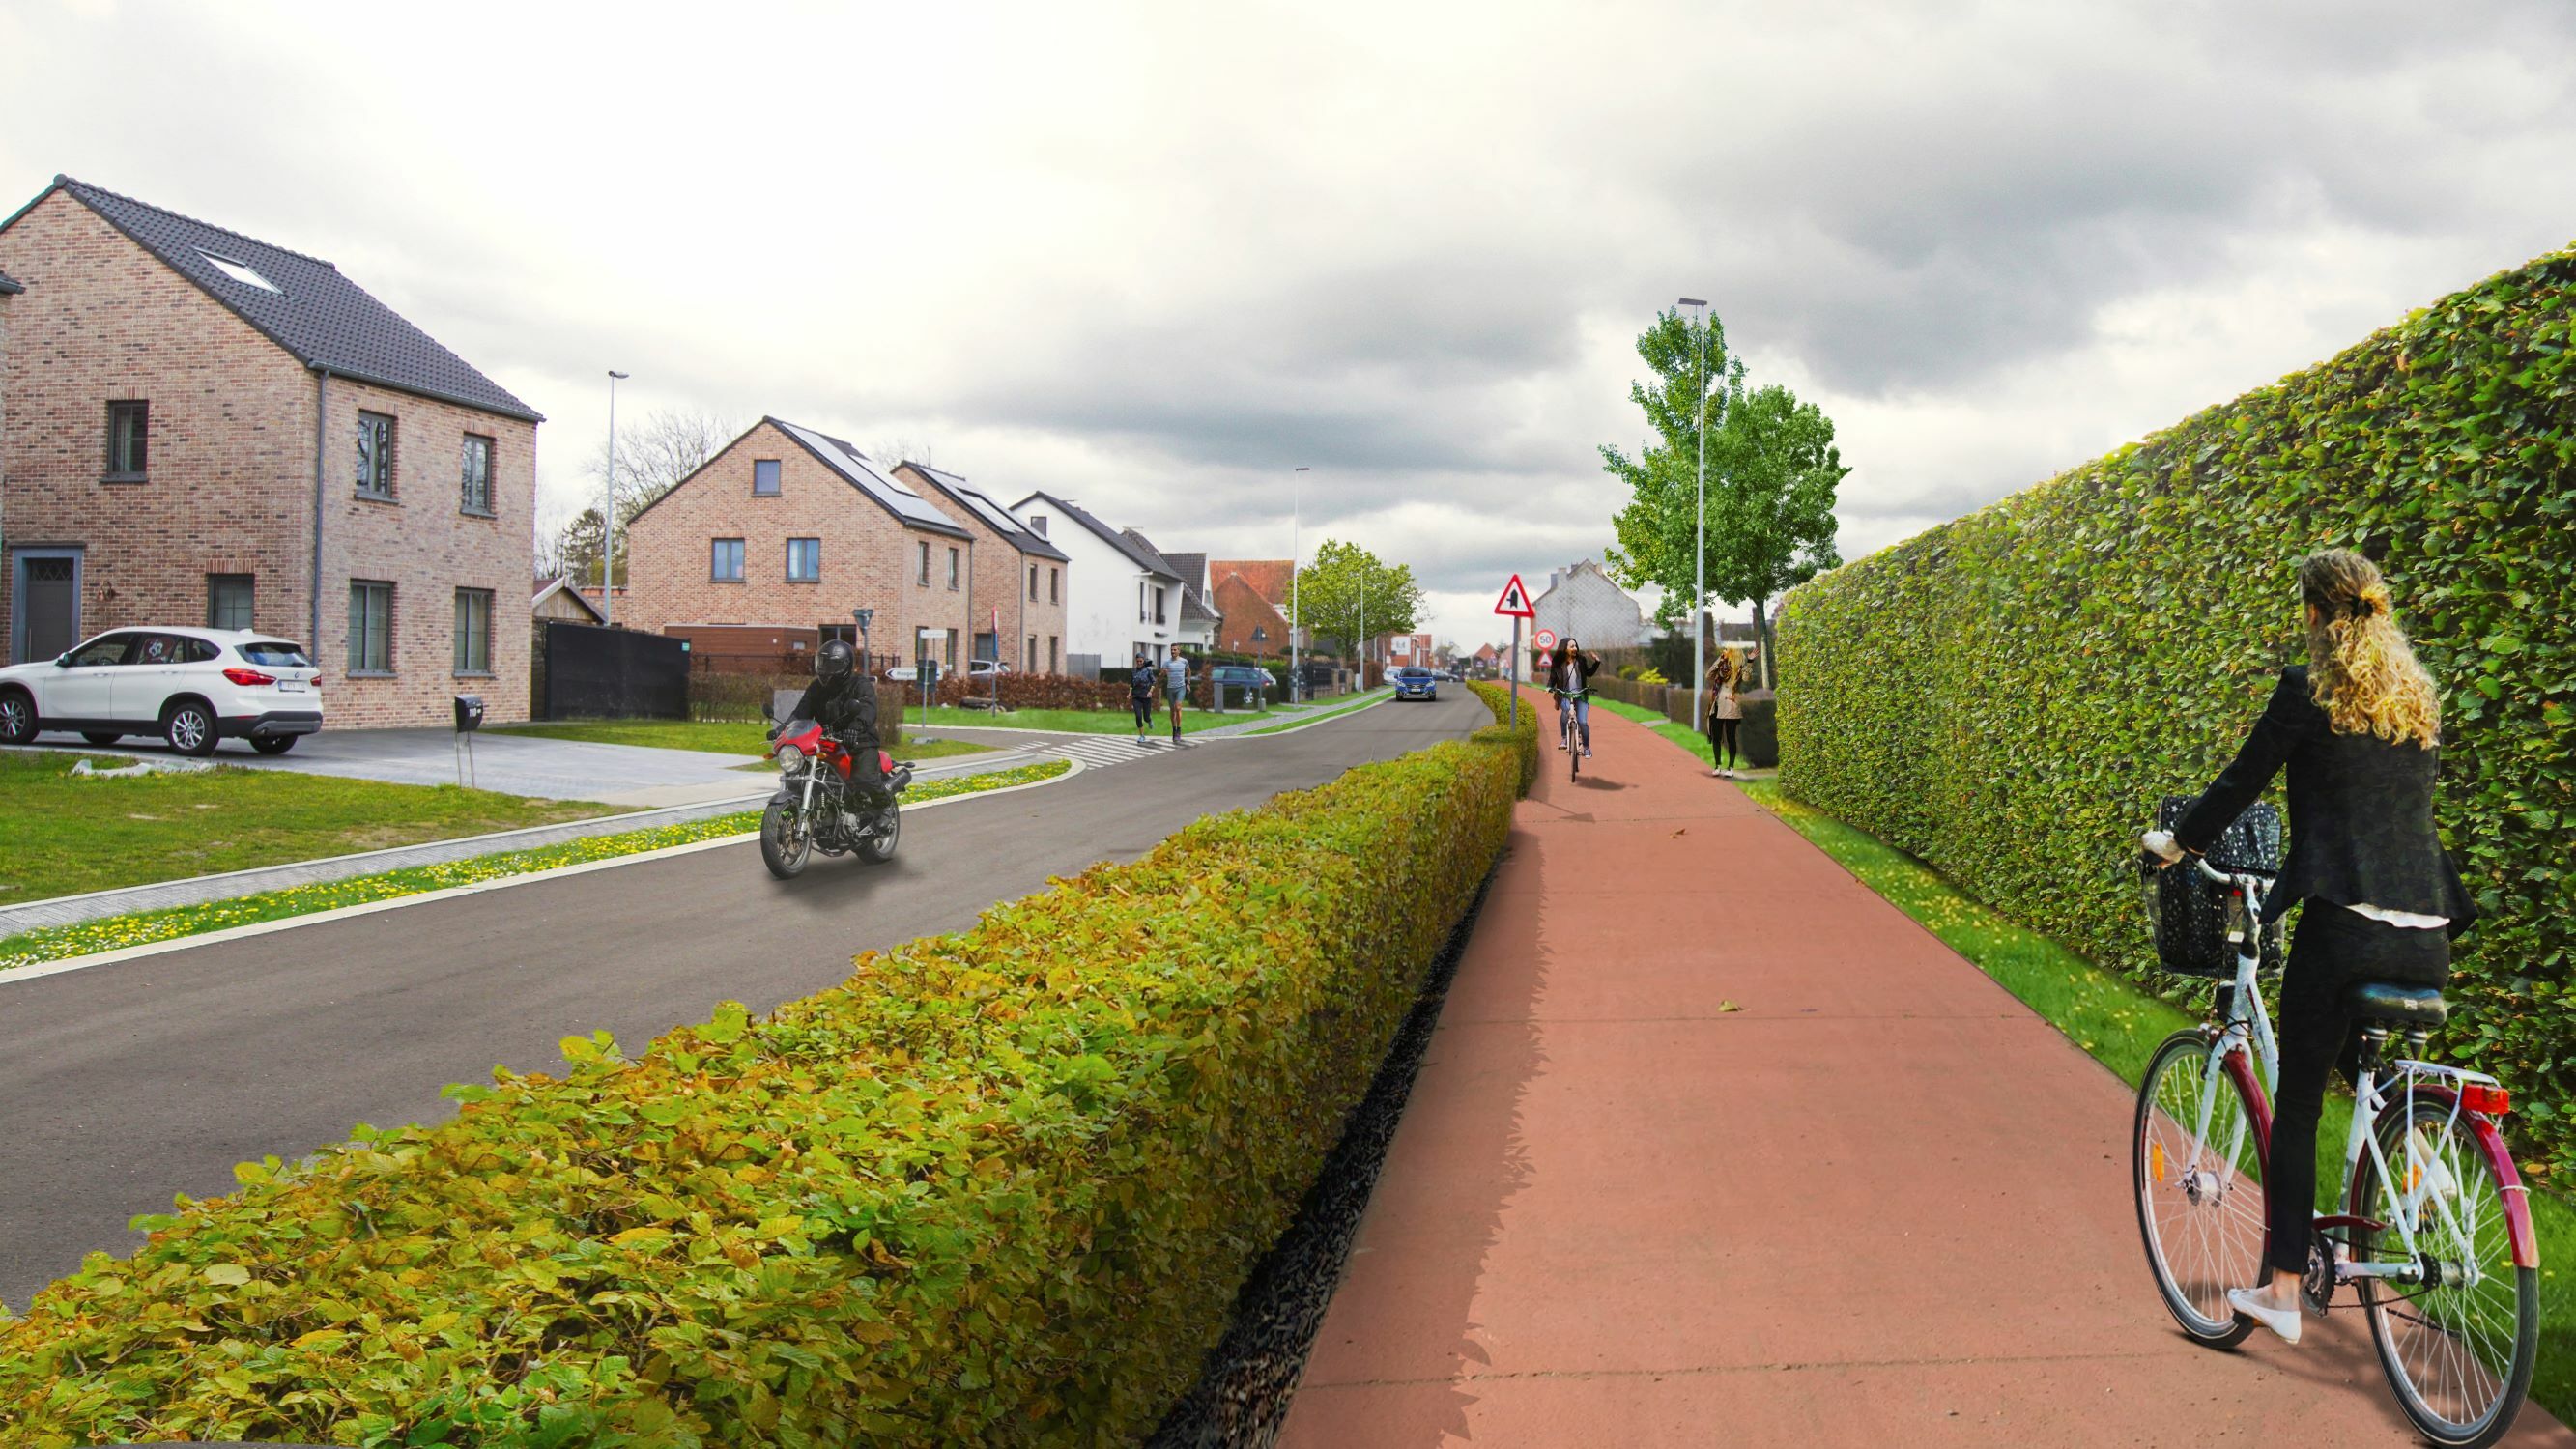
[1494,574,1536,618]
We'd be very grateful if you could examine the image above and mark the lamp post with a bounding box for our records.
[602,370,629,626]
[1678,298,1707,730]
[1291,467,1308,702]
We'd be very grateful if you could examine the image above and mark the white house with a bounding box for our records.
[1123,531,1220,652]
[1012,492,1185,675]
[1531,558,1646,653]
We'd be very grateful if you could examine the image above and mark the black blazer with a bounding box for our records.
[2177,666,2476,936]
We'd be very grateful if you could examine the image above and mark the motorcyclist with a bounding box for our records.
[782,639,885,824]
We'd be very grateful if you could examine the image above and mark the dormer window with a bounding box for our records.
[199,251,278,293]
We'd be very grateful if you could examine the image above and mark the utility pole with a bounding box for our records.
[1291,467,1307,702]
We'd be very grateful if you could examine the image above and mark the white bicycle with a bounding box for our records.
[2132,854,2539,1447]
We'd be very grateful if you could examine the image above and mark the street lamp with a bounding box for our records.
[603,370,629,627]
[1678,298,1707,730]
[1291,467,1308,702]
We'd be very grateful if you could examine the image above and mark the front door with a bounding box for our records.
[12,552,80,665]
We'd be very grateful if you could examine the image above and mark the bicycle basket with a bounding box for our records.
[2142,794,2285,977]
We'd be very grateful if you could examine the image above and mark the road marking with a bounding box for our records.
[0,758,1084,987]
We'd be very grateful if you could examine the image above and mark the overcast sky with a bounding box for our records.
[8,0,2573,648]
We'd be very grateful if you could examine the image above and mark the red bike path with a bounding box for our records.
[1279,694,2568,1447]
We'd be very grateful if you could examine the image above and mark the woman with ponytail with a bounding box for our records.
[2142,549,2476,1345]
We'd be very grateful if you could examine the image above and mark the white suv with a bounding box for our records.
[0,626,326,756]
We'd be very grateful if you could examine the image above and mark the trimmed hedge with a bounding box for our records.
[1775,242,2576,1179]
[1466,679,1539,793]
[0,739,1520,1445]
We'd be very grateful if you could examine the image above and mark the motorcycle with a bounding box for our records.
[758,708,914,879]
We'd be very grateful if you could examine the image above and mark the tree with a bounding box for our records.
[1599,307,1843,689]
[1293,539,1425,664]
[552,408,746,589]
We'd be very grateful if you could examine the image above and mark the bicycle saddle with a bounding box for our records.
[2346,981,2447,1031]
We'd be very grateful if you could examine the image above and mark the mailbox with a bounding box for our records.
[453,695,486,732]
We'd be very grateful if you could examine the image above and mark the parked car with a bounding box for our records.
[0,626,325,755]
[1393,665,1440,701]
[1208,665,1272,709]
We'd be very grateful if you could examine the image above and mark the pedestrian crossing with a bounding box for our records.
[1025,733,1196,770]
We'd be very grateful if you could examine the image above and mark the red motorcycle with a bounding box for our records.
[758,711,914,879]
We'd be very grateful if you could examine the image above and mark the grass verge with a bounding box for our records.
[499,719,994,760]
[1734,774,2573,1423]
[1233,688,1394,736]
[0,759,1072,977]
[896,702,1287,735]
[0,753,604,906]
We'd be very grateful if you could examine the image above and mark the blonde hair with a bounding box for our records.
[2300,549,2440,748]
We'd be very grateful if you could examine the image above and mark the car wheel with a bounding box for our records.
[250,735,297,755]
[82,731,125,745]
[0,689,35,745]
[163,698,218,757]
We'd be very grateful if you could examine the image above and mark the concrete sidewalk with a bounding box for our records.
[1279,693,2569,1446]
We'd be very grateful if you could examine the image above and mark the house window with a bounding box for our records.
[786,537,821,582]
[918,542,930,586]
[460,434,495,515]
[947,547,960,590]
[453,587,494,674]
[1048,637,1058,672]
[1138,582,1147,622]
[754,459,781,496]
[356,412,397,498]
[1154,586,1167,625]
[105,401,150,479]
[1049,567,1058,604]
[1027,633,1037,668]
[1029,564,1039,602]
[711,538,746,582]
[208,574,254,631]
[349,580,393,673]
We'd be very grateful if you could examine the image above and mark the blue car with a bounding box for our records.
[1392,666,1439,700]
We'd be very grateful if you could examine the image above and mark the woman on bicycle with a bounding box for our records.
[2143,548,2476,1345]
[1548,638,1601,757]
[1705,652,1743,779]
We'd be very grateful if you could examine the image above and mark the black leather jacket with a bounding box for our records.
[790,671,879,749]
[2177,666,2476,935]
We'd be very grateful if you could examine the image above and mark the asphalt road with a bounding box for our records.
[0,692,1485,1308]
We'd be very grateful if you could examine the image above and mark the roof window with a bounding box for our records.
[199,251,279,293]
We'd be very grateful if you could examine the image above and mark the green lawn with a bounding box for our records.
[500,718,994,760]
[0,753,604,906]
[1729,773,2574,1424]
[1232,688,1394,736]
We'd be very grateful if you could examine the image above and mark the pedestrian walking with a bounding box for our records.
[1130,652,1158,740]
[1705,652,1744,779]
[1163,648,1193,744]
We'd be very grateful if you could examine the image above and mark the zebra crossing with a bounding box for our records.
[1019,733,1197,771]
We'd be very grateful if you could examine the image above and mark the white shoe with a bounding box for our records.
[2227,1288,2303,1345]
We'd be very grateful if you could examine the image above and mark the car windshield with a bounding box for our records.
[239,640,312,668]
[1399,668,1432,679]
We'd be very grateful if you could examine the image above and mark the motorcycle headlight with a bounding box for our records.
[775,744,805,772]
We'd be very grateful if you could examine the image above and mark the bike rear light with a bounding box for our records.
[2461,1083,2511,1116]
[221,668,275,687]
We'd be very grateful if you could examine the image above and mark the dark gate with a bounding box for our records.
[539,621,689,720]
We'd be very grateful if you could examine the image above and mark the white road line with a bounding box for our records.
[0,758,1084,987]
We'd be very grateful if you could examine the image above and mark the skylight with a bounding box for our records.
[199,251,278,293]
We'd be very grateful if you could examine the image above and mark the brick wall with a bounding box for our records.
[622,421,969,665]
[0,190,537,727]
[893,464,1070,673]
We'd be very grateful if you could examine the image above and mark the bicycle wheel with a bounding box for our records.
[2351,1097,2538,1448]
[2133,1029,2265,1346]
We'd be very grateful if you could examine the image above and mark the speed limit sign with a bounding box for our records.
[1532,628,1558,651]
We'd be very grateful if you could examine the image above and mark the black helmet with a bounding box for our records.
[816,638,856,680]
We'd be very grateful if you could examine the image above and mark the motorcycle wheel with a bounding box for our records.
[856,805,901,864]
[759,800,814,879]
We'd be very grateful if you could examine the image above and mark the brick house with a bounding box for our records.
[1208,558,1305,657]
[0,177,543,726]
[891,462,1072,673]
[620,418,974,670]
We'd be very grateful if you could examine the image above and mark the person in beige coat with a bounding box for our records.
[1704,653,1745,779]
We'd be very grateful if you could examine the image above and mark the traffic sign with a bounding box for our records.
[1494,573,1536,618]
[1532,628,1558,651]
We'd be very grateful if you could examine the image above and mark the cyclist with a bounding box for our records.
[1546,637,1602,757]
[2141,548,2475,1345]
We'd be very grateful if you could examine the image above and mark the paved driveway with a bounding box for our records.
[15,727,767,806]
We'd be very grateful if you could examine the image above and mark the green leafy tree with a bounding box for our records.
[1600,307,1844,688]
[1294,539,1425,663]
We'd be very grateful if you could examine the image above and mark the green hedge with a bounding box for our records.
[1467,679,1539,794]
[1775,242,2576,1179]
[0,739,1520,1446]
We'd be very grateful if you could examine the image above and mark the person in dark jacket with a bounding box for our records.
[2143,548,2475,1346]
[1130,652,1158,741]
[1546,637,1602,756]
[784,638,885,812]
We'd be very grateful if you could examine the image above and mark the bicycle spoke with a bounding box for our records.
[2360,1100,2534,1442]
